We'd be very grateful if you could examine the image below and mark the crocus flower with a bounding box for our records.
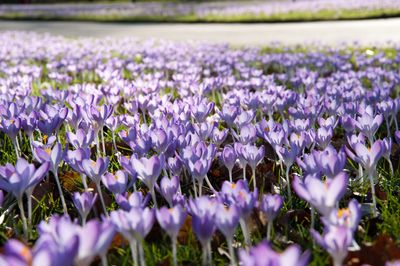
[219,180,257,247]
[215,203,240,266]
[293,173,348,216]
[181,141,216,196]
[0,158,50,238]
[110,207,154,266]
[82,157,110,216]
[157,175,180,207]
[311,225,353,266]
[316,126,334,149]
[101,170,128,195]
[239,241,310,266]
[346,139,383,215]
[37,215,115,266]
[115,191,150,211]
[239,124,257,145]
[72,191,97,225]
[189,196,217,266]
[221,145,237,182]
[218,104,239,127]
[82,157,110,184]
[132,154,165,207]
[150,128,169,154]
[156,205,187,266]
[260,194,283,239]
[66,128,94,149]
[1,117,21,157]
[315,146,347,178]
[242,144,265,189]
[324,199,361,232]
[355,106,383,142]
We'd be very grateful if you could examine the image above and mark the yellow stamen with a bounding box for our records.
[45,148,52,155]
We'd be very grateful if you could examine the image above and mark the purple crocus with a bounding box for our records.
[1,117,21,157]
[72,191,97,225]
[157,175,180,207]
[260,194,283,239]
[132,154,165,207]
[239,241,310,266]
[82,157,110,217]
[355,106,383,142]
[215,203,240,266]
[115,191,150,211]
[33,142,68,214]
[315,146,347,179]
[346,139,383,215]
[243,144,265,190]
[219,180,257,247]
[316,126,334,149]
[221,145,237,183]
[110,207,154,266]
[156,205,187,266]
[66,128,94,149]
[311,225,353,266]
[0,158,50,238]
[189,196,217,265]
[101,170,128,195]
[293,173,348,216]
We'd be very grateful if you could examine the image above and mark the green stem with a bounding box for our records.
[129,239,139,266]
[54,170,68,215]
[96,182,109,218]
[17,197,28,239]
[227,237,237,266]
[267,221,272,241]
[172,237,178,266]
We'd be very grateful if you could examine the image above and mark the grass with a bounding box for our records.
[0,40,400,264]
[1,7,400,23]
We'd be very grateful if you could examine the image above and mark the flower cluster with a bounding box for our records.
[0,32,398,265]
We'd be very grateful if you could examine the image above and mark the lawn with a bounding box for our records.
[1,0,400,23]
[0,31,399,265]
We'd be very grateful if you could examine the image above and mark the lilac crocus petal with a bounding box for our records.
[395,131,400,145]
[0,159,50,199]
[66,128,94,149]
[353,140,383,172]
[110,207,155,241]
[243,144,265,170]
[311,225,353,266]
[279,245,310,266]
[156,205,187,239]
[293,173,348,216]
[240,124,257,144]
[158,175,180,207]
[115,191,150,211]
[82,157,110,183]
[260,194,283,221]
[315,126,333,149]
[316,146,346,178]
[66,148,90,173]
[72,191,97,221]
[221,145,237,171]
[325,199,361,232]
[2,239,32,265]
[33,143,65,172]
[215,203,240,240]
[101,170,128,195]
[239,241,309,266]
[150,128,169,153]
[132,154,164,189]
[189,196,218,247]
[219,180,257,218]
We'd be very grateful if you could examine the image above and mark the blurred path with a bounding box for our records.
[1,18,400,45]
